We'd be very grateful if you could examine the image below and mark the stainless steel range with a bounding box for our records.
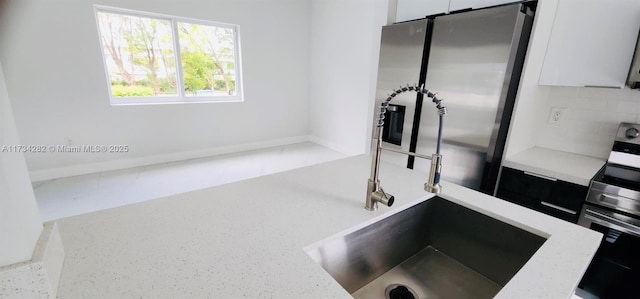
[578,122,640,298]
[580,122,640,233]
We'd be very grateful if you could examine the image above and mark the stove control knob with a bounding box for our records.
[626,128,640,139]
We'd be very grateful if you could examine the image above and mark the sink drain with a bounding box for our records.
[385,284,418,299]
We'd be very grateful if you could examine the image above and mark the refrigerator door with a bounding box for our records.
[413,5,527,191]
[375,19,429,167]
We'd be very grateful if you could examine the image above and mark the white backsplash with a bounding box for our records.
[536,86,640,159]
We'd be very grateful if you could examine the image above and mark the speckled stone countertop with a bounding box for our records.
[504,147,606,186]
[55,155,602,298]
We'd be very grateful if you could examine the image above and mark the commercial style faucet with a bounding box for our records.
[366,84,447,211]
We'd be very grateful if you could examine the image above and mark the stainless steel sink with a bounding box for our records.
[305,197,547,299]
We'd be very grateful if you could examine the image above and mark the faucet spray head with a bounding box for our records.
[424,153,443,194]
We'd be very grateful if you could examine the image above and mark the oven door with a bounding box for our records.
[586,181,640,217]
[579,203,640,237]
[578,204,640,298]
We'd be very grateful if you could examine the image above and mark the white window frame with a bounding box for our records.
[94,5,244,105]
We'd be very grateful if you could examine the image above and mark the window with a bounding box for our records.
[94,6,242,105]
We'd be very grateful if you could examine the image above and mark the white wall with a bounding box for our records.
[505,0,640,160]
[309,0,390,156]
[537,87,640,159]
[503,0,556,159]
[0,61,43,267]
[0,0,311,179]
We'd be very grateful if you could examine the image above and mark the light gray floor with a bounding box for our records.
[34,142,346,221]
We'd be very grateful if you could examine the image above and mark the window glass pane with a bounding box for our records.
[178,22,237,97]
[97,12,178,97]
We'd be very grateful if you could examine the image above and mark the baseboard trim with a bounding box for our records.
[30,136,311,182]
[307,136,361,157]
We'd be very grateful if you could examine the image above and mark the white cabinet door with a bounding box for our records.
[539,0,640,88]
[396,0,450,23]
[449,0,517,12]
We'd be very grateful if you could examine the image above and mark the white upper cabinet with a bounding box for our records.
[539,0,640,88]
[395,0,521,23]
[449,0,517,12]
[396,0,450,22]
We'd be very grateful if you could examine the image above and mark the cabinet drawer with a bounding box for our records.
[496,167,552,206]
[537,201,579,223]
[496,167,588,223]
[497,167,553,196]
[548,179,588,213]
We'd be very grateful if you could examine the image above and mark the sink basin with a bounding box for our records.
[304,197,547,299]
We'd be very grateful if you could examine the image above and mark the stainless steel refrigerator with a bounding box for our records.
[375,2,535,194]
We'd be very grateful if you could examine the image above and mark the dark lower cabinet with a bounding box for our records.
[496,167,588,223]
[579,222,640,298]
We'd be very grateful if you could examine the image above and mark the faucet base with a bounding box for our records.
[365,179,378,211]
[424,183,442,194]
[365,205,377,211]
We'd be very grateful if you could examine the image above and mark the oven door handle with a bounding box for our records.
[584,209,640,238]
[596,193,640,215]
[601,193,636,204]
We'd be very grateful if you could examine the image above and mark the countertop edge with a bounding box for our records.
[437,181,603,299]
[503,147,606,186]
